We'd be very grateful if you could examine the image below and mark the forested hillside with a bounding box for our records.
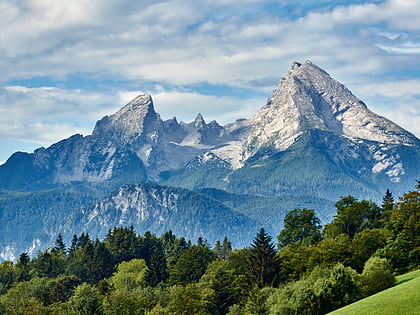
[0,182,418,314]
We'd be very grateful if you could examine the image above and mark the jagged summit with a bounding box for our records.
[1,61,419,260]
[242,61,417,159]
[194,113,206,128]
[0,61,418,187]
[92,93,161,140]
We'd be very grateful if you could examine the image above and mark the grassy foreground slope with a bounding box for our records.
[329,269,420,315]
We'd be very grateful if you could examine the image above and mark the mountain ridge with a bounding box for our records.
[0,60,419,260]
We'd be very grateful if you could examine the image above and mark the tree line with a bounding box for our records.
[0,181,418,314]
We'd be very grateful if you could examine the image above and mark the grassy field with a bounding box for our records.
[329,269,420,315]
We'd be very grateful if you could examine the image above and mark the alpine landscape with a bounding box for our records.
[1,61,418,259]
[0,1,419,314]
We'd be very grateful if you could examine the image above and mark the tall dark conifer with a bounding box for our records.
[222,236,232,259]
[145,247,168,287]
[247,228,280,288]
[53,234,66,253]
[382,189,395,222]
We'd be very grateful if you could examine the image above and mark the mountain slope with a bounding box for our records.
[0,60,419,260]
[0,187,97,261]
[242,61,416,161]
[162,61,420,200]
[62,183,259,248]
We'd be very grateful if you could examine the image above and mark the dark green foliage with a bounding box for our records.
[350,228,388,272]
[169,245,216,285]
[145,246,168,287]
[104,227,138,264]
[324,196,383,238]
[53,234,66,253]
[378,184,420,272]
[199,260,243,314]
[49,275,82,303]
[247,228,281,288]
[214,236,232,260]
[32,250,65,278]
[16,252,31,282]
[160,230,190,266]
[277,208,321,248]
[77,232,92,249]
[222,236,232,259]
[90,240,115,283]
[381,189,395,223]
[0,183,418,314]
[310,234,354,268]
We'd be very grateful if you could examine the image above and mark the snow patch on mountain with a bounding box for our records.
[1,60,418,189]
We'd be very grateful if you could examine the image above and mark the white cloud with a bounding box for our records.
[351,79,420,98]
[152,91,265,124]
[0,0,418,90]
[0,86,121,145]
[0,0,419,154]
[0,85,266,149]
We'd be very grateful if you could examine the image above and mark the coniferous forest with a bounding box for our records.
[0,182,418,314]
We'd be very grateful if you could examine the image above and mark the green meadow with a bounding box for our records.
[329,269,420,315]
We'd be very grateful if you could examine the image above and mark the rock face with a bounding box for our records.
[241,60,417,161]
[0,60,419,259]
[63,183,258,248]
[0,93,251,188]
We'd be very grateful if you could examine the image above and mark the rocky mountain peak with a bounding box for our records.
[115,93,155,118]
[92,93,161,141]
[194,113,206,128]
[242,61,417,160]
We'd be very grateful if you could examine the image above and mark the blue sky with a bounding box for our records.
[1,0,419,163]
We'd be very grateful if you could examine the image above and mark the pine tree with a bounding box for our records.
[68,234,78,256]
[214,240,223,259]
[53,234,66,253]
[382,189,395,223]
[222,236,232,260]
[247,228,280,288]
[77,232,91,249]
[16,253,31,282]
[145,247,168,287]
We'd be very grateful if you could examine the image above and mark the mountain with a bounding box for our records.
[62,183,259,248]
[0,60,419,260]
[162,61,420,200]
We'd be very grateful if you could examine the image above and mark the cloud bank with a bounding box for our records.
[0,0,419,161]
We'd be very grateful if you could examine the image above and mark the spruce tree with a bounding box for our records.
[382,189,395,223]
[214,240,223,259]
[247,228,280,288]
[222,236,232,259]
[145,247,168,287]
[53,234,66,253]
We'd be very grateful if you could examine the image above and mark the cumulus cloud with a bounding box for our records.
[349,79,420,136]
[0,86,121,145]
[0,0,419,161]
[1,0,418,88]
[0,84,266,146]
[152,91,265,124]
